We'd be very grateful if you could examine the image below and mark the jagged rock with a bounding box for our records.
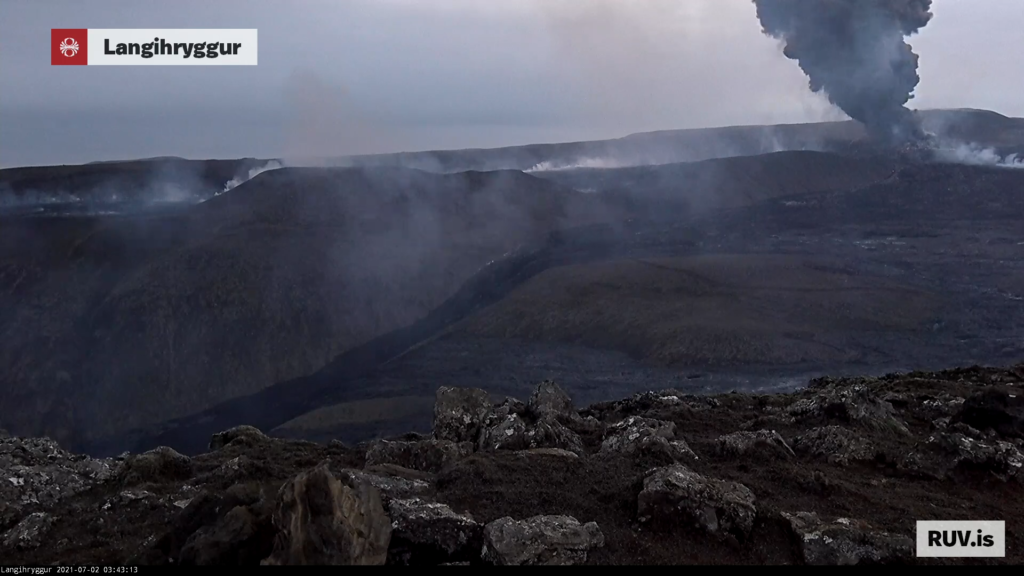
[791,426,874,466]
[263,464,392,565]
[782,512,913,565]
[178,505,272,565]
[209,426,269,451]
[919,395,966,419]
[903,432,1024,481]
[714,430,795,459]
[333,468,433,507]
[599,416,697,462]
[514,448,580,459]
[637,464,756,539]
[585,390,718,421]
[954,389,1024,439]
[128,487,265,565]
[0,437,118,531]
[478,412,527,452]
[2,512,53,550]
[527,381,574,420]
[481,515,604,565]
[478,412,585,456]
[365,439,474,474]
[119,446,193,486]
[385,498,483,565]
[433,387,493,444]
[787,382,910,436]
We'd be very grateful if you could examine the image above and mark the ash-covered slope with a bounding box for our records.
[0,167,611,449]
[2,366,1023,565]
[0,158,270,206]
[533,150,899,217]
[95,158,1024,457]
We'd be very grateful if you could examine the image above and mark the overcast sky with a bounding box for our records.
[1,0,1021,167]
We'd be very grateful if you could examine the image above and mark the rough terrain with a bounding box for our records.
[1,108,1022,462]
[2,366,1023,565]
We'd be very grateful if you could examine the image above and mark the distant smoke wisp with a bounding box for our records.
[525,157,631,173]
[221,160,283,194]
[752,0,933,146]
[932,142,1024,170]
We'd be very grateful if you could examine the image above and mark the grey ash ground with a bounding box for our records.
[2,365,1023,565]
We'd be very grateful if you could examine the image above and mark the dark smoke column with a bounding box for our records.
[753,0,932,146]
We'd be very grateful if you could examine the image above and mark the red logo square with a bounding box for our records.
[51,29,88,65]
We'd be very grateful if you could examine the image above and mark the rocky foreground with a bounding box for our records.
[2,365,1023,565]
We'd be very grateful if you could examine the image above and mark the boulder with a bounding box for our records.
[2,512,53,550]
[333,468,433,508]
[600,416,697,462]
[481,515,604,565]
[514,448,580,459]
[637,464,756,539]
[119,446,193,486]
[178,505,273,565]
[385,498,483,565]
[262,464,392,565]
[478,402,585,456]
[209,426,269,451]
[714,430,795,459]
[791,426,874,466]
[0,437,118,532]
[782,511,914,565]
[478,412,528,452]
[365,439,474,474]
[527,381,575,420]
[954,389,1024,440]
[433,387,492,444]
[902,432,1023,482]
[787,382,910,436]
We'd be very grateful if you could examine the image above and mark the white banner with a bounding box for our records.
[53,29,259,66]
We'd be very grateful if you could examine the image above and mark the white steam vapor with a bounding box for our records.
[525,157,632,172]
[932,140,1024,170]
[221,160,284,194]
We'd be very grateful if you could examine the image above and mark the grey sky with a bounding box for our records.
[1,0,1021,167]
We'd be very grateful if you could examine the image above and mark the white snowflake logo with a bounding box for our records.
[59,38,80,57]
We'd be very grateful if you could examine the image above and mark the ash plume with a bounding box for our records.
[752,0,933,146]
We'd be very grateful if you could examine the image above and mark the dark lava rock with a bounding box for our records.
[527,380,575,420]
[901,432,1023,482]
[433,387,492,444]
[713,429,795,460]
[178,505,274,565]
[209,426,269,451]
[480,515,604,565]
[118,446,193,487]
[365,439,474,474]
[791,426,874,466]
[782,511,914,565]
[599,416,697,462]
[1,436,119,532]
[2,512,53,550]
[954,389,1024,440]
[262,463,392,565]
[637,464,756,539]
[788,380,910,436]
[385,498,483,565]
[334,467,434,506]
[478,414,585,456]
